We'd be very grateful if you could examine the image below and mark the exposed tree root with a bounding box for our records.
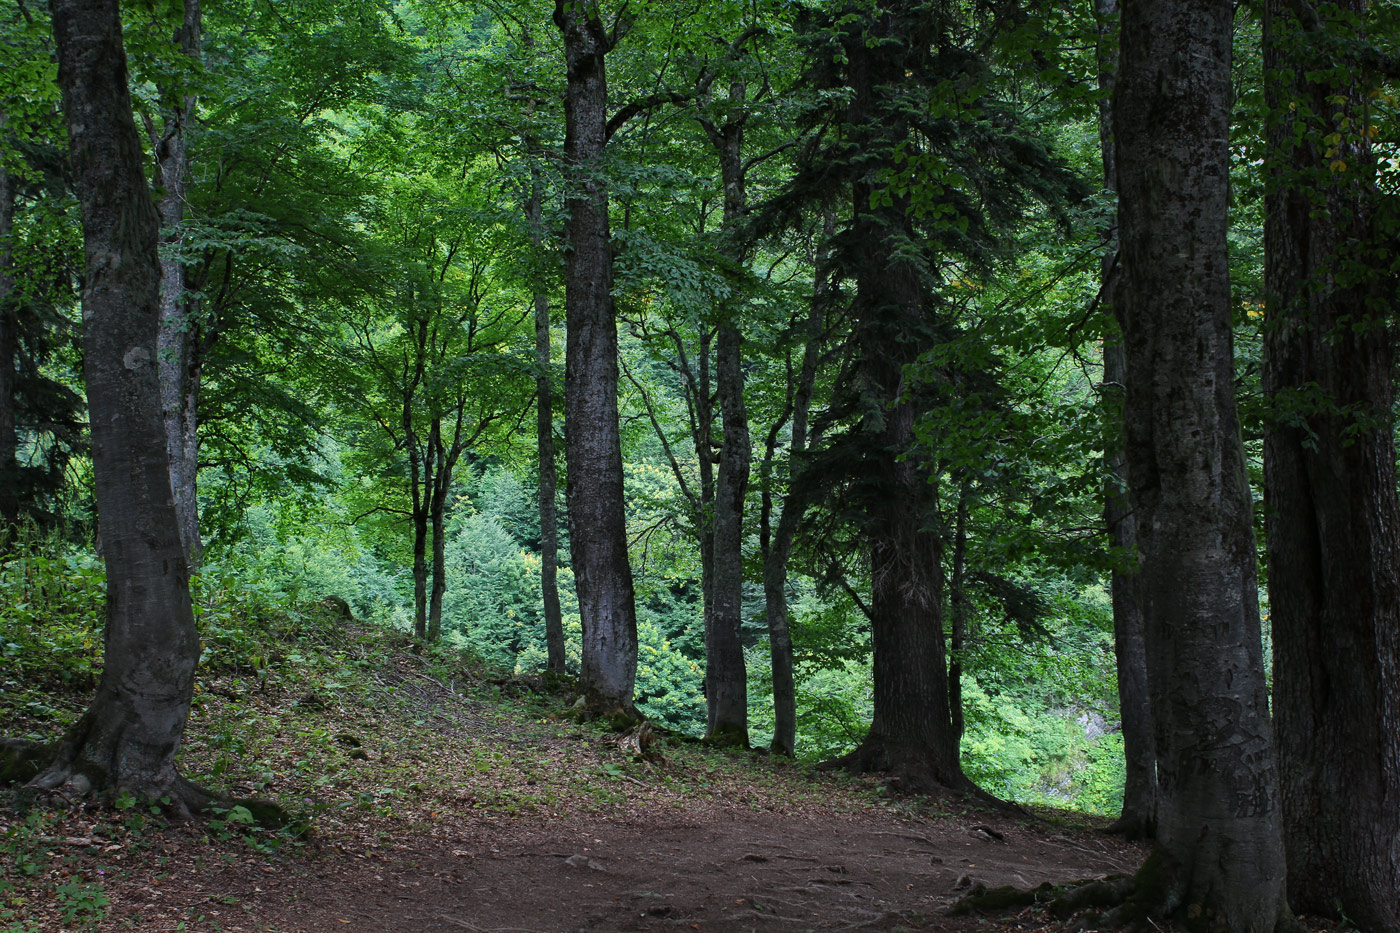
[818,740,1026,816]
[702,723,749,749]
[5,733,294,831]
[1102,812,1155,841]
[566,692,644,732]
[949,851,1303,933]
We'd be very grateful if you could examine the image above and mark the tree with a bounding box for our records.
[1113,0,1290,924]
[146,0,204,567]
[0,9,84,533]
[28,0,204,810]
[757,211,834,756]
[553,0,641,716]
[1261,0,1400,926]
[1093,0,1156,839]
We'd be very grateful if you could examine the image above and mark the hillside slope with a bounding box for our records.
[2,610,1142,932]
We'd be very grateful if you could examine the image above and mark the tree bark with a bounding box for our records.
[152,0,202,569]
[1262,2,1400,927]
[758,212,831,757]
[527,180,567,675]
[1114,0,1290,925]
[427,418,446,643]
[33,0,204,810]
[703,83,752,747]
[948,484,969,745]
[0,162,17,532]
[554,0,639,717]
[1095,0,1157,841]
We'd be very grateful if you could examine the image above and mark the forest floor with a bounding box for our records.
[2,613,1147,933]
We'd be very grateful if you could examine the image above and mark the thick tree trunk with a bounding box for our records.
[822,7,976,799]
[527,181,567,675]
[1263,3,1400,927]
[34,0,204,810]
[704,95,751,746]
[1114,0,1290,926]
[554,0,639,717]
[1095,0,1157,841]
[153,0,202,569]
[0,163,17,532]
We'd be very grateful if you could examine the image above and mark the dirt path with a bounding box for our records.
[102,799,1142,932]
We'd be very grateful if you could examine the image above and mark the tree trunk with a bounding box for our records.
[693,336,716,721]
[708,322,749,745]
[410,432,429,641]
[1263,2,1400,927]
[704,90,751,747]
[1114,0,1290,925]
[821,7,976,800]
[0,162,17,532]
[759,212,830,757]
[554,0,639,717]
[527,180,567,675]
[1095,0,1157,841]
[948,485,969,745]
[33,0,204,811]
[153,0,202,569]
[427,419,447,643]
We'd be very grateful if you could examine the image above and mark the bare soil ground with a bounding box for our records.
[89,791,1140,932]
[3,623,1145,933]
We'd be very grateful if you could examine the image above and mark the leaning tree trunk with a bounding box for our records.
[1262,2,1400,927]
[704,95,752,747]
[31,0,204,810]
[153,0,202,569]
[1114,0,1291,926]
[1095,0,1157,840]
[527,180,567,675]
[0,162,17,532]
[554,0,639,717]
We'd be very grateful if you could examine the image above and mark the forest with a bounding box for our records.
[0,0,1397,929]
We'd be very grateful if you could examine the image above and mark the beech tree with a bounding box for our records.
[1262,0,1400,926]
[1113,0,1290,924]
[1094,0,1156,839]
[553,0,641,716]
[146,0,204,568]
[28,0,205,809]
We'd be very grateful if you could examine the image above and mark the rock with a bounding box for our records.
[1076,711,1108,740]
[564,854,606,871]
